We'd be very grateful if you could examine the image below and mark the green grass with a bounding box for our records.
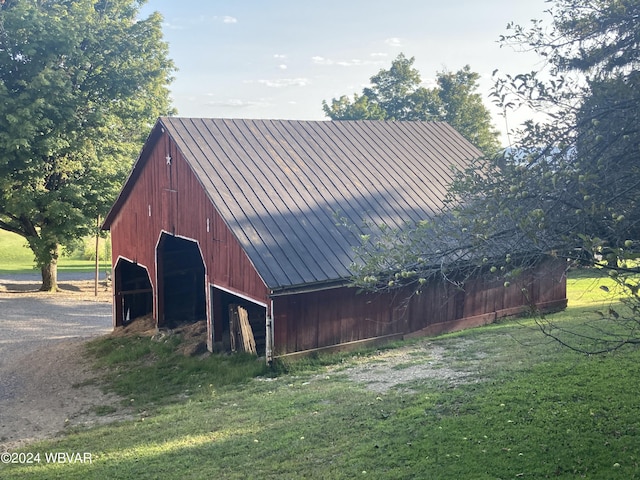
[84,334,270,406]
[0,229,110,274]
[1,270,639,479]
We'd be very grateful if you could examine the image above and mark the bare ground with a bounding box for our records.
[326,341,481,394]
[0,278,131,452]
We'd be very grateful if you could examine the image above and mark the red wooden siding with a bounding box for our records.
[272,259,567,356]
[109,130,270,321]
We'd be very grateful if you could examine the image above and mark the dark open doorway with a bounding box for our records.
[113,259,153,326]
[211,286,267,357]
[157,233,206,328]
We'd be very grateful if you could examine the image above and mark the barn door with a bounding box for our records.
[156,233,205,328]
[161,189,178,235]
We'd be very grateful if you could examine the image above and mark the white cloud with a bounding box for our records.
[312,56,382,67]
[222,16,238,24]
[257,78,310,88]
[385,37,403,47]
[370,52,388,58]
[162,22,184,30]
[336,59,378,67]
[312,56,333,65]
[278,64,288,70]
[273,54,287,59]
[206,98,271,109]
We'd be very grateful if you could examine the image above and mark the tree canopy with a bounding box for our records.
[0,0,175,290]
[322,54,501,155]
[352,0,640,353]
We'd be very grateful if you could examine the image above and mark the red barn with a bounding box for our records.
[102,118,566,360]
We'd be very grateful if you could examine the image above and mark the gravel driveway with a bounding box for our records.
[0,273,112,367]
[0,274,117,449]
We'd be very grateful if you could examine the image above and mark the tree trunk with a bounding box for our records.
[39,244,59,292]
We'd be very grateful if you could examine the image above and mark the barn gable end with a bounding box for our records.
[104,121,269,350]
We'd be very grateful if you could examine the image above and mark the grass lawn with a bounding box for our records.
[0,230,109,274]
[1,270,639,479]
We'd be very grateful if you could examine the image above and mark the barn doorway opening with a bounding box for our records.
[211,286,267,357]
[157,233,206,328]
[113,259,153,326]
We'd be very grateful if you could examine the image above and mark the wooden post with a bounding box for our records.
[94,215,100,297]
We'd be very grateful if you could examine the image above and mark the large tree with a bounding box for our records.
[322,54,500,155]
[0,0,175,290]
[352,0,640,353]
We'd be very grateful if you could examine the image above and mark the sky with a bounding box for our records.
[138,0,551,146]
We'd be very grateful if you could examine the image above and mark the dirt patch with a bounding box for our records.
[330,342,480,393]
[173,321,209,356]
[0,340,131,452]
[110,314,157,337]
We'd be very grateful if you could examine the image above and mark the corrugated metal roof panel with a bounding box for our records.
[156,118,483,290]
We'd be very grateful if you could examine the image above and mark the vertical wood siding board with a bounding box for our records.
[234,119,335,281]
[356,121,447,222]
[427,282,436,326]
[169,118,294,288]
[291,297,301,352]
[272,297,287,354]
[299,295,319,351]
[274,122,370,278]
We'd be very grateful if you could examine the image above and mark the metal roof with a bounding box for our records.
[110,118,483,291]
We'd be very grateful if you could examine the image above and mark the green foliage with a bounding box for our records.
[0,228,36,271]
[64,233,112,262]
[0,0,175,289]
[0,228,110,272]
[351,0,640,353]
[460,0,640,351]
[322,54,501,155]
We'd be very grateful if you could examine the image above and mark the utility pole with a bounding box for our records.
[95,215,100,297]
